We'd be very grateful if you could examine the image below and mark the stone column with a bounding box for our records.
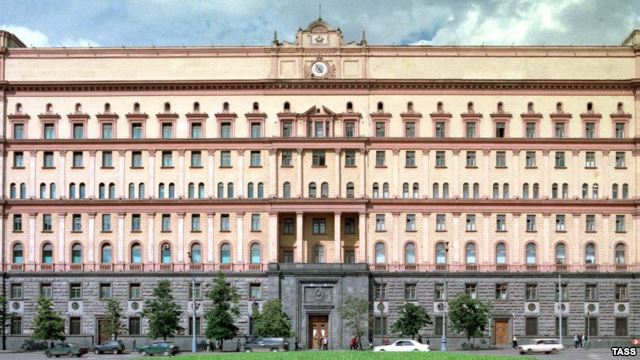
[147,213,155,263]
[269,149,277,197]
[392,150,399,197]
[148,150,156,198]
[178,150,185,198]
[334,149,341,197]
[513,150,520,197]
[119,150,126,197]
[58,151,66,197]
[88,213,96,264]
[334,212,342,263]
[208,150,215,198]
[422,213,429,264]
[237,150,244,197]
[359,149,367,197]
[88,150,96,198]
[358,212,367,263]
[452,213,460,263]
[453,150,460,197]
[236,212,244,263]
[207,213,215,263]
[269,212,278,263]
[296,149,303,197]
[177,213,185,263]
[29,151,36,197]
[28,213,36,264]
[57,213,66,263]
[295,212,304,262]
[117,212,125,264]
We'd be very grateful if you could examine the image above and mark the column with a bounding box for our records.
[147,213,155,263]
[422,213,429,264]
[359,149,367,197]
[119,150,126,197]
[358,212,367,263]
[148,150,156,198]
[58,151,66,197]
[482,213,490,264]
[392,150,399,197]
[88,213,96,264]
[208,150,215,198]
[602,150,610,197]
[513,213,520,264]
[268,212,278,263]
[296,149,303,197]
[57,213,66,263]
[513,150,520,197]
[572,150,580,197]
[117,212,125,263]
[334,149,341,197]
[236,212,244,263]
[178,150,185,197]
[207,213,215,263]
[29,151,36,197]
[453,150,460,196]
[422,150,429,198]
[269,149,277,197]
[237,150,244,197]
[28,213,36,264]
[452,213,460,263]
[543,213,550,265]
[177,212,185,263]
[572,214,580,263]
[334,212,342,263]
[88,150,96,198]
[392,212,400,264]
[483,150,490,197]
[602,215,610,265]
[543,150,550,197]
[295,212,304,262]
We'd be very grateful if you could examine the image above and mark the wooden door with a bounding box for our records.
[97,319,112,345]
[494,320,509,345]
[308,315,328,349]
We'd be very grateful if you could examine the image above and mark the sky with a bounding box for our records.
[1,0,639,48]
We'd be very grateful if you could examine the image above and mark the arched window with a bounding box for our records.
[133,102,140,112]
[532,183,539,199]
[161,244,171,264]
[612,184,619,199]
[40,183,47,199]
[522,183,530,199]
[191,243,202,264]
[372,183,379,198]
[552,183,559,199]
[555,243,566,264]
[283,102,290,111]
[220,243,231,264]
[432,183,439,199]
[615,244,626,264]
[383,183,389,198]
[442,183,449,199]
[108,183,116,199]
[562,183,569,199]
[503,184,509,199]
[582,183,589,199]
[9,183,16,199]
[466,243,476,264]
[78,183,85,198]
[217,182,224,198]
[250,243,260,264]
[49,183,56,199]
[592,184,598,199]
[314,244,326,264]
[283,182,291,198]
[188,183,196,199]
[495,242,506,264]
[492,183,499,199]
[308,182,317,198]
[463,183,470,199]
[198,183,205,199]
[585,243,596,264]
[346,182,355,198]
[168,183,175,198]
[193,102,200,112]
[98,183,106,199]
[257,183,264,198]
[42,243,53,264]
[139,183,145,199]
[473,183,480,199]
[101,243,112,264]
[321,182,329,198]
[435,242,447,264]
[12,243,23,264]
[436,101,444,112]
[129,183,136,199]
[377,101,384,112]
[158,183,165,199]
[222,102,229,112]
[525,243,536,264]
[622,184,629,199]
[405,243,416,264]
[403,183,409,198]
[247,182,254,199]
[130,243,142,264]
[375,243,386,264]
[71,244,82,264]
[413,183,419,198]
[227,182,234,198]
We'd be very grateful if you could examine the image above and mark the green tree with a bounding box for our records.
[102,298,126,340]
[141,280,183,341]
[204,272,239,351]
[252,299,292,338]
[391,302,432,339]
[448,293,492,344]
[31,297,65,342]
[340,296,369,349]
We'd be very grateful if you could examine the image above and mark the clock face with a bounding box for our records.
[312,61,328,77]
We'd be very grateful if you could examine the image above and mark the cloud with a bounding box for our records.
[1,23,99,47]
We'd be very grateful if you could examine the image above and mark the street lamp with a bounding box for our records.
[187,252,197,354]
[441,241,449,352]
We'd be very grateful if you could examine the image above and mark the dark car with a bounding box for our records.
[44,343,88,358]
[93,340,125,354]
[138,342,179,356]
[243,337,289,352]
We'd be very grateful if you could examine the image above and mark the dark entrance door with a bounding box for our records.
[494,319,509,345]
[97,318,112,345]
[308,315,329,350]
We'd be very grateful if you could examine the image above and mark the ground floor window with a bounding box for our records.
[434,316,445,336]
[525,317,538,336]
[344,250,355,264]
[373,316,387,336]
[188,317,201,336]
[129,317,141,335]
[585,317,598,337]
[554,317,568,336]
[282,250,293,264]
[10,317,21,335]
[615,318,628,336]
[69,317,82,335]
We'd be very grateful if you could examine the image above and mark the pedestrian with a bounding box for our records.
[317,336,322,350]
[294,337,299,351]
[584,335,589,350]
[357,337,362,350]
[574,334,579,348]
[206,339,211,352]
[322,336,328,350]
[578,333,583,348]
[426,337,430,346]
[132,339,137,351]
[350,336,356,350]
[512,336,517,349]
[417,334,423,344]
[369,334,374,349]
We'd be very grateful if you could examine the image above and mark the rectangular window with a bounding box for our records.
[525,284,538,300]
[190,122,202,139]
[435,151,446,167]
[344,151,356,166]
[585,284,597,301]
[43,152,55,168]
[251,214,261,231]
[131,123,143,139]
[495,151,506,167]
[465,122,476,138]
[496,214,506,231]
[556,215,566,231]
[555,151,565,167]
[526,214,536,231]
[10,317,21,335]
[283,250,294,263]
[13,151,24,167]
[161,151,172,167]
[466,214,476,231]
[525,318,538,336]
[344,121,355,137]
[220,151,231,167]
[99,284,112,299]
[495,122,506,137]
[375,214,385,231]
[220,122,232,138]
[435,122,446,138]
[405,151,416,167]
[250,122,262,138]
[434,317,444,336]
[373,316,388,336]
[131,214,141,232]
[615,122,625,138]
[615,284,628,301]
[434,283,445,300]
[374,283,387,300]
[556,284,568,301]
[615,318,628,336]
[465,284,477,299]
[312,218,327,234]
[189,151,202,168]
[375,151,385,166]
[69,283,82,300]
[188,283,202,300]
[615,152,625,167]
[44,123,55,139]
[72,123,84,139]
[102,151,113,168]
[466,151,476,167]
[405,122,416,137]
[161,123,173,139]
[406,214,416,231]
[43,214,52,231]
[525,122,536,138]
[250,151,261,166]
[344,218,356,234]
[72,214,82,232]
[131,151,142,168]
[69,317,82,335]
[555,317,568,336]
[554,122,565,138]
[129,317,141,335]
[249,284,262,300]
[375,122,385,137]
[13,123,24,139]
[404,284,417,300]
[72,151,83,167]
[10,284,22,300]
[616,215,625,232]
[585,317,598,337]
[495,284,508,300]
[191,214,201,231]
[525,151,536,167]
[220,214,230,231]
[13,214,22,232]
[282,121,293,137]
[101,123,113,139]
[585,152,596,168]
[40,284,52,299]
[281,151,292,166]
[101,214,111,232]
[586,215,596,232]
[585,122,595,138]
[161,214,171,231]
[312,150,326,166]
[436,214,446,231]
[283,218,294,234]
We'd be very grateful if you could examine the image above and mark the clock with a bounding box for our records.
[311,61,328,77]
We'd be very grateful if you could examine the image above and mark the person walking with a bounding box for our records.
[574,334,579,348]
[132,339,137,351]
[322,336,328,350]
[417,334,423,344]
[350,336,356,350]
[512,336,518,349]
[578,333,583,348]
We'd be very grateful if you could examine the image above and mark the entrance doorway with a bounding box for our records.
[494,319,509,345]
[308,315,329,350]
[96,318,112,345]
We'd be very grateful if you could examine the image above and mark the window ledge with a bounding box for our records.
[615,230,627,234]
[281,165,293,168]
[556,230,567,233]
[495,230,507,233]
[160,166,175,169]
[435,229,447,232]
[160,230,172,233]
[525,166,538,169]
[12,230,23,233]
[70,230,83,233]
[130,166,144,170]
[250,230,262,233]
[100,166,114,170]
[615,167,627,170]
[405,229,417,233]
[554,166,567,169]
[41,230,53,233]
[311,165,327,168]
[11,166,26,169]
[71,167,85,170]
[585,230,597,233]
[466,230,477,233]
[495,166,508,169]
[584,166,597,169]
[130,230,142,233]
[100,230,113,234]
[344,164,357,168]
[219,166,233,169]
[249,165,263,168]
[375,230,387,233]
[525,230,537,233]
[375,165,388,168]
[41,166,56,170]
[219,230,231,233]
[465,166,478,169]
[189,166,204,169]
[435,166,447,169]
[405,165,417,168]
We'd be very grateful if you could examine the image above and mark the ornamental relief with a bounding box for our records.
[305,58,337,79]
[303,286,334,304]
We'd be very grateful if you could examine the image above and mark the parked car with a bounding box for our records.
[138,342,179,356]
[243,337,290,352]
[93,340,125,354]
[373,339,430,352]
[517,338,564,355]
[44,343,89,358]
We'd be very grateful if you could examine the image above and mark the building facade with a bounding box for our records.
[0,20,639,350]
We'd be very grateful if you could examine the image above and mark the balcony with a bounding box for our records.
[189,263,203,271]
[555,264,568,272]
[403,264,417,271]
[616,264,628,272]
[435,264,448,271]
[129,264,143,271]
[247,264,262,271]
[9,264,24,272]
[585,264,598,272]
[496,264,508,271]
[526,264,539,272]
[159,264,173,271]
[465,264,478,271]
[41,264,54,271]
[219,264,232,271]
[99,264,113,271]
[69,264,83,271]
[373,264,388,271]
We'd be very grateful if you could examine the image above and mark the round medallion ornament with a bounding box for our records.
[131,301,139,310]
[587,304,596,312]
[618,303,626,312]
[71,301,80,310]
[311,61,328,77]
[377,302,385,312]
[11,302,20,310]
[315,288,323,299]
[527,303,536,311]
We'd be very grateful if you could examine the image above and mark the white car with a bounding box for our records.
[517,338,564,355]
[373,339,430,352]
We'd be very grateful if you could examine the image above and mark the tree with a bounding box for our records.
[448,293,492,344]
[340,296,369,349]
[252,299,292,338]
[391,302,432,339]
[204,272,239,351]
[103,298,126,340]
[31,297,65,343]
[141,280,183,341]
